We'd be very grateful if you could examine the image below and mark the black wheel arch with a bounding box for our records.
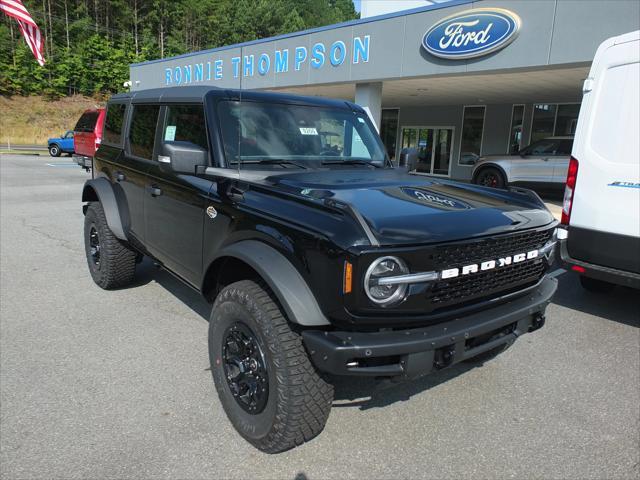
[81,177,130,241]
[202,240,330,327]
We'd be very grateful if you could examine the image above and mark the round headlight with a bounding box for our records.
[364,256,409,306]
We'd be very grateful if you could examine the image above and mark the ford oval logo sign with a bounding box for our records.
[423,8,521,60]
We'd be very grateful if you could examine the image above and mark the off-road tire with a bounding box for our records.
[83,202,136,289]
[474,167,506,189]
[49,144,61,157]
[464,343,511,364]
[209,280,334,453]
[579,275,616,293]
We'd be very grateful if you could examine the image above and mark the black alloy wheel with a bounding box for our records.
[476,167,505,188]
[89,226,101,266]
[222,322,269,414]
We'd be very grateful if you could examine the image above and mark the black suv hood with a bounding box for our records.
[256,169,555,246]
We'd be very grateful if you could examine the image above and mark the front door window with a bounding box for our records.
[401,127,453,176]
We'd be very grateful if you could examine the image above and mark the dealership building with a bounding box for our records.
[129,0,640,181]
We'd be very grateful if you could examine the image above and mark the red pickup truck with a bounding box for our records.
[73,108,105,169]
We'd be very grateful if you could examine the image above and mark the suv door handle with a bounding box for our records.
[116,172,126,182]
[147,185,162,197]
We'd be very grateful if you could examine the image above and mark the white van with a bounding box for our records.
[559,30,640,292]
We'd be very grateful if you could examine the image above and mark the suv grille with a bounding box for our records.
[426,228,553,310]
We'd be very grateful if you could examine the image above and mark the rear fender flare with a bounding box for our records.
[210,240,330,326]
[82,177,128,241]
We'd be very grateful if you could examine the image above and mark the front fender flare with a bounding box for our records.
[82,177,128,241]
[213,240,330,327]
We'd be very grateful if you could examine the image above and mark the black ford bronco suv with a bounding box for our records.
[82,86,558,453]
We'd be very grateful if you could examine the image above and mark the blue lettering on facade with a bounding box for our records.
[330,41,346,66]
[258,53,270,75]
[231,57,241,78]
[158,36,371,83]
[243,55,254,77]
[311,43,325,69]
[294,46,307,71]
[353,35,370,63]
[275,49,289,73]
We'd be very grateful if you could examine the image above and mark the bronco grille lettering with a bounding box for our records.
[440,249,539,279]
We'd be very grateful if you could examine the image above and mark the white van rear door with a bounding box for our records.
[570,35,640,238]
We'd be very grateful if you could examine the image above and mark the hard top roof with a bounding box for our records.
[109,86,360,111]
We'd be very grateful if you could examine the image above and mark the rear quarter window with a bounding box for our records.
[129,105,160,160]
[74,111,99,133]
[103,104,127,145]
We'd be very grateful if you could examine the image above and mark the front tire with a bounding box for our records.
[209,280,334,453]
[475,167,506,188]
[48,144,61,157]
[83,202,136,289]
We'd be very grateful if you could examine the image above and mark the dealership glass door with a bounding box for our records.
[401,127,453,175]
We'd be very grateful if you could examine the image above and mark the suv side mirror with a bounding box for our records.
[159,142,208,174]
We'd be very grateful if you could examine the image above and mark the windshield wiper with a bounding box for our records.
[238,159,308,169]
[321,159,381,168]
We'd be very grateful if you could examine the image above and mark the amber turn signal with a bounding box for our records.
[343,261,353,294]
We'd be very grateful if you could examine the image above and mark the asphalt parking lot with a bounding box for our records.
[1,154,638,479]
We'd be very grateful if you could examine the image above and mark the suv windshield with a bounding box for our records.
[217,100,387,169]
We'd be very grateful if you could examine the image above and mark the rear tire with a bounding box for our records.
[579,275,616,293]
[83,202,136,289]
[475,167,506,188]
[209,280,334,453]
[48,144,61,157]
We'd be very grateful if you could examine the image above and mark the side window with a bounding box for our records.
[162,105,208,150]
[103,104,127,145]
[556,139,573,156]
[129,105,160,159]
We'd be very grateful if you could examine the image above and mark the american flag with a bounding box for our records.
[0,0,45,66]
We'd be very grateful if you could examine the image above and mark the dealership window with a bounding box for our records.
[163,105,208,151]
[555,104,580,136]
[508,104,525,154]
[379,109,399,161]
[459,106,485,166]
[103,104,127,145]
[531,103,580,143]
[129,105,160,159]
[400,126,453,175]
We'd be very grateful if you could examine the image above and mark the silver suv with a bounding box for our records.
[472,136,574,189]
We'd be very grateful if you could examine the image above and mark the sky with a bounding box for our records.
[353,0,361,12]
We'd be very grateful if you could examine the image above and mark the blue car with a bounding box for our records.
[47,130,74,157]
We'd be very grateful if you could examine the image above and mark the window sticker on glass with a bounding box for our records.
[165,125,176,141]
[299,127,318,135]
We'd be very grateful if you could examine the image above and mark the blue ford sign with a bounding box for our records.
[422,8,521,60]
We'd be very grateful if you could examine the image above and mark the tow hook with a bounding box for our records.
[529,313,546,332]
[433,345,456,370]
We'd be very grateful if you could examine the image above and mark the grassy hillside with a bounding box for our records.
[0,96,104,146]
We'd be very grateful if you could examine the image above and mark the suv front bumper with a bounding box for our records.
[303,276,557,378]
